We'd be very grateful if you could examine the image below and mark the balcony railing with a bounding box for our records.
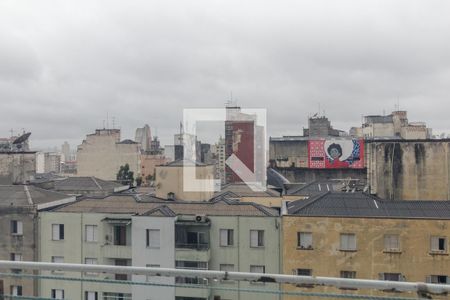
[175,243,209,250]
[175,276,209,285]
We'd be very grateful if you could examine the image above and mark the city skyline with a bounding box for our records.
[2,0,450,149]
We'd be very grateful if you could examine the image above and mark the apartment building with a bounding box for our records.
[0,185,75,297]
[282,192,450,299]
[38,194,281,300]
[76,129,141,181]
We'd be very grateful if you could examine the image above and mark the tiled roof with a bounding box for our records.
[54,177,124,191]
[0,185,72,206]
[287,191,450,219]
[213,183,281,198]
[54,195,279,217]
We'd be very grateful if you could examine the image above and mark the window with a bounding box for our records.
[85,291,98,300]
[380,273,403,281]
[340,271,356,279]
[85,258,98,276]
[11,220,23,235]
[427,275,449,284]
[250,230,264,248]
[250,265,265,273]
[340,233,356,251]
[431,236,447,252]
[297,269,312,276]
[146,264,160,282]
[10,253,22,261]
[384,234,400,251]
[51,289,64,299]
[297,232,313,249]
[220,229,234,246]
[340,271,357,290]
[85,258,97,265]
[52,224,64,241]
[10,285,22,296]
[296,269,313,288]
[52,256,64,263]
[220,264,235,283]
[85,225,98,242]
[113,225,127,246]
[146,229,160,248]
[102,292,131,300]
[175,261,208,285]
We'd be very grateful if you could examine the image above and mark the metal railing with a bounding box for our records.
[0,261,450,298]
[175,242,209,250]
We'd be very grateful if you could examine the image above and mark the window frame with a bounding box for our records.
[384,234,401,253]
[52,224,64,241]
[11,220,23,236]
[297,232,313,250]
[250,230,265,248]
[219,229,234,247]
[340,233,357,251]
[146,229,161,249]
[85,225,98,243]
[430,236,448,253]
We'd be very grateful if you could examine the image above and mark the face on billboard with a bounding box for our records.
[309,139,364,169]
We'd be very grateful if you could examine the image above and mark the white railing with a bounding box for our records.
[0,260,449,296]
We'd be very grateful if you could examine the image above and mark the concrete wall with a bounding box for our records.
[362,122,395,138]
[77,131,141,181]
[269,140,309,169]
[367,141,450,200]
[39,212,133,299]
[140,154,168,185]
[282,216,450,300]
[209,216,281,300]
[276,168,366,183]
[0,153,36,184]
[0,208,37,296]
[155,165,215,201]
[131,216,175,300]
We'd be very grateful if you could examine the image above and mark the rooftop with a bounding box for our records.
[53,194,279,217]
[0,185,74,208]
[213,182,281,199]
[54,177,126,192]
[287,191,450,219]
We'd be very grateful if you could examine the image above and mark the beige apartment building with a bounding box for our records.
[155,160,215,201]
[76,129,141,181]
[282,192,450,300]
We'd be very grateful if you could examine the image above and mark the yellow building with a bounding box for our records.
[282,192,450,299]
[155,159,215,201]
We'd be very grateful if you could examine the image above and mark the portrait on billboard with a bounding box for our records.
[308,139,364,169]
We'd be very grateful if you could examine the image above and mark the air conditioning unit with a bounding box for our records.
[195,215,208,223]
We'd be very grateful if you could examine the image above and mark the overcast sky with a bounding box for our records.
[1,0,450,150]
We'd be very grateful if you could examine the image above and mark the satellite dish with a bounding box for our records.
[13,132,31,144]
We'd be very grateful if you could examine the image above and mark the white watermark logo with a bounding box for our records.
[182,108,267,192]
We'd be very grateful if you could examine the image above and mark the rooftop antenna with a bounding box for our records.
[106,112,110,129]
[103,120,106,129]
[318,103,321,116]
[112,116,116,129]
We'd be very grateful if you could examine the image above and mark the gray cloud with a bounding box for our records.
[1,0,450,149]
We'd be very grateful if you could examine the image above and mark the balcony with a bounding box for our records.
[175,278,210,300]
[175,245,211,262]
[175,222,211,262]
[101,244,132,259]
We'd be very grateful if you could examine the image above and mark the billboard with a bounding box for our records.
[308,139,364,169]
